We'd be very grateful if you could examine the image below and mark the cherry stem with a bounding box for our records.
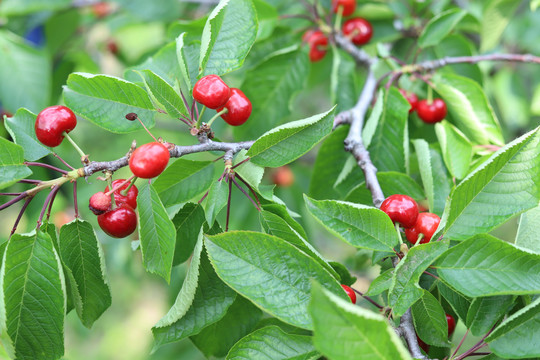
[0,192,28,211]
[106,177,116,208]
[52,153,75,170]
[73,181,79,218]
[37,185,59,229]
[455,343,488,360]
[451,329,469,359]
[10,196,33,237]
[178,89,193,122]
[416,233,425,244]
[206,108,228,128]
[46,185,61,220]
[0,192,22,196]
[231,175,260,211]
[196,105,206,128]
[351,288,384,309]
[133,115,158,142]
[120,176,137,196]
[231,157,251,169]
[235,173,261,210]
[18,179,41,184]
[226,176,233,232]
[63,132,87,159]
[395,222,403,244]
[423,270,440,280]
[198,190,210,204]
[334,5,344,32]
[24,161,68,175]
[427,86,433,104]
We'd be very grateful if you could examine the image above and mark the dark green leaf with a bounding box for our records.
[136,70,188,118]
[412,290,450,347]
[172,203,206,265]
[438,282,471,322]
[203,180,228,226]
[418,9,466,48]
[466,295,515,337]
[366,268,393,296]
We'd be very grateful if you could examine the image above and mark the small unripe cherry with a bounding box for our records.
[193,75,231,109]
[129,142,170,179]
[97,205,137,238]
[380,194,419,228]
[89,191,112,215]
[341,284,357,304]
[272,166,294,187]
[35,105,77,147]
[104,179,138,209]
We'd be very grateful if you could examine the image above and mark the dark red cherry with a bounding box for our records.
[417,335,430,354]
[104,179,139,209]
[35,105,77,147]
[399,89,419,114]
[446,314,456,336]
[332,0,356,16]
[193,75,231,109]
[380,194,419,228]
[89,191,111,215]
[307,30,328,62]
[129,142,170,179]
[341,284,357,304]
[342,18,373,45]
[405,212,441,244]
[217,88,252,126]
[97,205,137,238]
[416,98,447,124]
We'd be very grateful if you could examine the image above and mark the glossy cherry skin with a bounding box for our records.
[332,0,356,16]
[380,194,419,228]
[272,166,294,187]
[341,284,357,304]
[104,179,139,209]
[399,89,419,114]
[97,205,137,238]
[416,98,447,124]
[342,18,373,45]
[35,105,77,147]
[217,88,252,126]
[446,314,456,336]
[307,31,328,62]
[193,75,231,109]
[89,191,112,215]
[405,212,441,244]
[129,142,170,179]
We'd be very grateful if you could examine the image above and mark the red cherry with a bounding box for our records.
[416,335,430,353]
[332,0,356,16]
[35,105,77,147]
[302,29,317,43]
[97,205,137,238]
[92,2,112,18]
[399,89,419,114]
[405,212,441,244]
[342,18,373,45]
[89,191,112,215]
[380,194,419,228]
[193,75,231,109]
[446,314,456,336]
[272,166,294,187]
[307,31,328,62]
[341,284,357,304]
[217,88,252,126]
[416,98,447,124]
[104,179,139,209]
[129,142,170,179]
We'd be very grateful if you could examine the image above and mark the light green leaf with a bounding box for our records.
[262,203,308,240]
[481,0,520,52]
[435,234,540,297]
[176,33,200,92]
[515,204,540,254]
[138,182,176,283]
[466,295,515,337]
[171,203,206,265]
[125,42,180,86]
[310,282,412,360]
[0,136,32,190]
[59,220,111,328]
[418,9,466,48]
[412,290,450,347]
[442,127,540,240]
[63,72,156,133]
[331,48,359,113]
[199,0,258,76]
[253,0,278,41]
[304,196,399,252]
[204,231,345,330]
[413,139,435,213]
[4,108,50,161]
[0,0,69,15]
[366,268,393,296]
[435,121,473,179]
[346,171,425,205]
[204,181,229,226]
[247,107,335,168]
[136,70,188,118]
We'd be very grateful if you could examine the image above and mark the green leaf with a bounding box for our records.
[435,234,540,297]
[262,203,307,240]
[59,219,111,328]
[0,137,32,190]
[125,42,181,86]
[481,0,520,52]
[433,73,504,145]
[435,121,473,179]
[515,204,540,254]
[191,295,262,358]
[304,196,399,252]
[388,241,449,316]
[493,68,530,130]
[138,182,176,282]
[203,181,228,226]
[346,171,425,205]
[485,297,540,358]
[442,127,540,240]
[253,0,278,41]
[0,30,51,113]
[329,262,356,287]
[438,282,471,322]
[413,139,435,213]
[309,282,412,360]
[63,72,156,133]
[176,33,200,92]
[418,9,466,48]
[153,159,215,207]
[1,231,65,360]
[412,290,450,347]
[135,70,188,118]
[466,295,515,337]
[368,87,409,173]
[171,203,206,265]
[199,0,258,76]
[204,231,345,330]
[226,325,318,360]
[247,107,335,168]
[4,108,50,161]
[0,0,69,15]
[366,268,393,296]
[331,48,359,113]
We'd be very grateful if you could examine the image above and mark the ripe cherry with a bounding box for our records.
[380,194,418,228]
[446,314,456,336]
[129,142,170,179]
[217,88,252,126]
[193,75,231,109]
[272,166,294,187]
[97,205,137,238]
[405,212,441,244]
[416,335,430,354]
[104,179,139,209]
[35,105,77,147]
[399,89,419,114]
[342,18,373,45]
[332,0,356,16]
[341,284,357,304]
[416,98,447,124]
[89,191,112,215]
[305,30,328,62]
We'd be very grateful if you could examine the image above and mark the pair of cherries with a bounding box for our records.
[380,194,441,244]
[193,75,252,126]
[89,179,139,238]
[399,89,447,124]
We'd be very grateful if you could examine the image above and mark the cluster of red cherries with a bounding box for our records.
[193,74,252,126]
[303,0,373,62]
[399,89,448,124]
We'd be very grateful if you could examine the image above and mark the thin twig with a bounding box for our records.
[351,288,384,309]
[37,186,59,229]
[73,181,79,218]
[0,192,28,211]
[24,162,68,175]
[52,153,75,170]
[451,329,469,359]
[234,173,261,209]
[226,177,232,232]
[230,176,260,211]
[46,185,61,220]
[10,196,33,236]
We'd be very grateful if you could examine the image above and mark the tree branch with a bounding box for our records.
[399,309,428,360]
[333,33,373,67]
